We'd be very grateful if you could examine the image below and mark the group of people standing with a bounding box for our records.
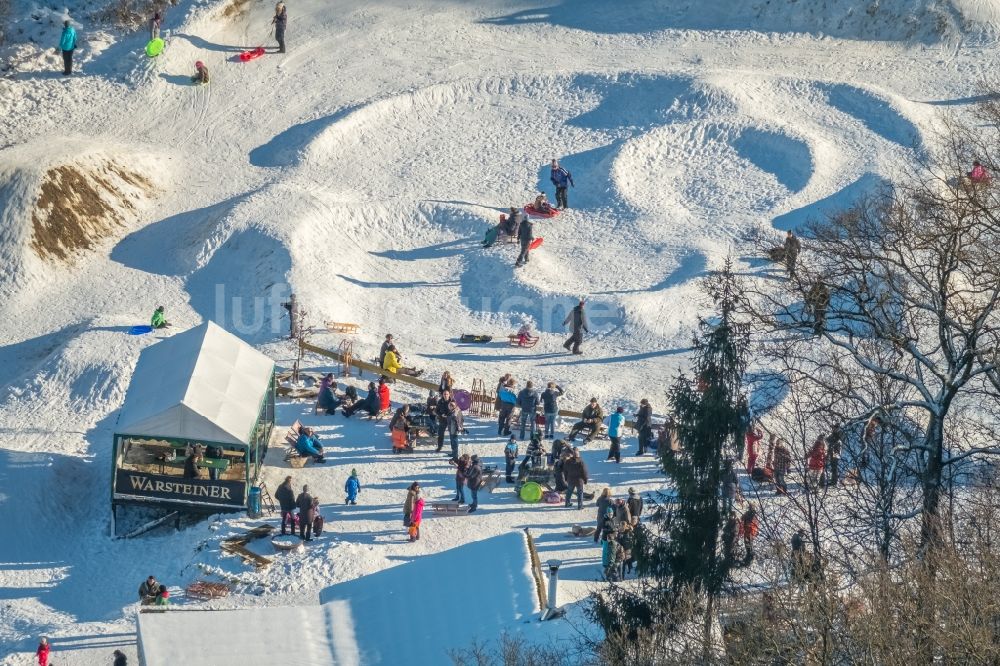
[743,423,845,495]
[596,487,643,581]
[275,475,329,542]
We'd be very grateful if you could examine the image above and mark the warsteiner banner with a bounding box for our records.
[115,470,245,506]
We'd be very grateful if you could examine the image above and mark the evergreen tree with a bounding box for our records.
[591,259,750,652]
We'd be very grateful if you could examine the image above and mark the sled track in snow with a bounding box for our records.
[229,71,926,351]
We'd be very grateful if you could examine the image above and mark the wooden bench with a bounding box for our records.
[508,334,539,348]
[325,321,360,334]
[431,501,470,515]
[283,420,309,468]
[222,525,274,569]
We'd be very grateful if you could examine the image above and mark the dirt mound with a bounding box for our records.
[31,161,155,262]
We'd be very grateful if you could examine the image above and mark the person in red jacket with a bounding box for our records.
[377,376,391,413]
[36,637,50,666]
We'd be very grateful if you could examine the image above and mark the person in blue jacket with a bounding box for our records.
[296,427,325,463]
[497,379,517,436]
[606,406,625,463]
[59,20,77,76]
[344,469,361,505]
[550,159,574,209]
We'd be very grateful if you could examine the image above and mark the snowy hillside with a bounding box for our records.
[1,0,1000,663]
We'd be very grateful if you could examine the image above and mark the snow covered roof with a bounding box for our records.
[114,321,274,446]
[137,533,536,665]
[136,602,360,666]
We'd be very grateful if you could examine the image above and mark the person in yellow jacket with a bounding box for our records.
[381,345,423,377]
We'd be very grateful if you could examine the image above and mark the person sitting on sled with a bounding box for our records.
[516,323,533,346]
[968,160,991,185]
[533,192,554,214]
[191,60,209,84]
[503,206,523,238]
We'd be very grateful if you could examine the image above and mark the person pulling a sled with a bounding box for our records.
[515,215,534,267]
[272,2,287,53]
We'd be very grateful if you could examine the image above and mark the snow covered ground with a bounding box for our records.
[2,0,1000,663]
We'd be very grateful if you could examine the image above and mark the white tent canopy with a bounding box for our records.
[115,321,275,447]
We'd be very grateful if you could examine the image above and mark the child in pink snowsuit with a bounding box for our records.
[517,324,532,347]
[408,497,425,541]
[36,638,50,666]
[969,160,991,184]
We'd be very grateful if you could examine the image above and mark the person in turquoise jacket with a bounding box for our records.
[345,469,361,505]
[59,20,77,76]
[606,406,625,463]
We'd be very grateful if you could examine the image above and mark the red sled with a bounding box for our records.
[524,204,559,218]
[529,237,543,250]
[239,47,266,62]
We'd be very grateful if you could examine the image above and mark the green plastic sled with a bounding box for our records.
[145,38,165,57]
[519,481,543,503]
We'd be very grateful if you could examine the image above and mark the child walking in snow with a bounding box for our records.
[408,497,425,542]
[36,637,50,666]
[345,469,361,505]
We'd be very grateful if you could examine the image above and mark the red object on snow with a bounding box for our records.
[239,47,266,62]
[524,204,559,218]
[529,237,543,250]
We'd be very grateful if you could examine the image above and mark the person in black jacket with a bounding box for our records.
[626,487,643,524]
[634,399,653,455]
[138,575,159,604]
[296,485,314,541]
[113,649,128,665]
[515,217,534,267]
[272,2,287,53]
[379,334,394,367]
[541,382,563,439]
[516,381,540,440]
[465,455,483,512]
[434,390,455,452]
[562,300,589,354]
[343,382,378,417]
[275,475,296,534]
